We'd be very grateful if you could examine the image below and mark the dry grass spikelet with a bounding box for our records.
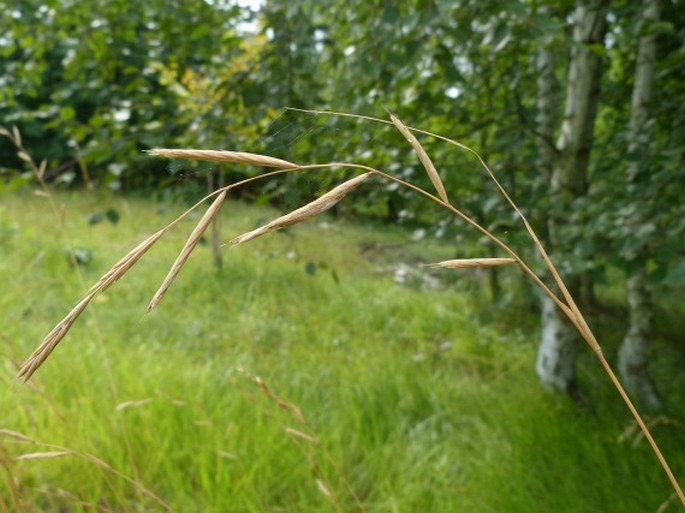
[231,172,372,245]
[18,293,97,381]
[18,228,168,380]
[148,148,298,169]
[92,228,168,293]
[147,191,227,312]
[0,429,33,443]
[390,114,449,204]
[16,451,71,461]
[284,427,319,445]
[429,258,517,269]
[11,125,21,146]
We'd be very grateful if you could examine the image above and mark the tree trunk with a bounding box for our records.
[619,269,661,409]
[536,1,607,393]
[618,0,661,410]
[534,17,578,393]
[537,295,580,395]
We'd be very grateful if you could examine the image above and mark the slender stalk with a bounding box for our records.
[597,342,685,505]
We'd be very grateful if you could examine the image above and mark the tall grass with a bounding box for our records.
[1,191,683,512]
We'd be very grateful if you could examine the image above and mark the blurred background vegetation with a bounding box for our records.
[2,0,683,279]
[1,0,684,511]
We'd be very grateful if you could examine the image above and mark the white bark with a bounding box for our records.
[618,0,661,409]
[626,0,659,182]
[554,2,607,198]
[619,269,661,409]
[537,295,579,394]
[536,1,607,394]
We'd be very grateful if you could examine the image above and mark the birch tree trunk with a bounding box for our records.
[536,1,607,395]
[618,0,662,410]
[619,269,661,409]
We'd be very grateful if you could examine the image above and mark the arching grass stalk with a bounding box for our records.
[17,113,685,507]
[289,108,685,507]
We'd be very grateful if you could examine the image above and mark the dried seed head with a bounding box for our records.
[147,191,227,312]
[428,258,517,269]
[38,160,47,180]
[231,173,372,245]
[93,228,168,294]
[148,149,297,169]
[16,451,72,461]
[217,450,237,460]
[316,479,332,498]
[19,228,168,381]
[390,114,449,204]
[12,125,21,147]
[0,429,33,443]
[116,398,154,411]
[18,292,98,381]
[285,427,319,444]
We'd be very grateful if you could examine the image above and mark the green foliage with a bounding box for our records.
[0,0,248,189]
[589,1,685,285]
[2,0,683,284]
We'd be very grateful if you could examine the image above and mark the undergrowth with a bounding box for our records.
[1,191,683,512]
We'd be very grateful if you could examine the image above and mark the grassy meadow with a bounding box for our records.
[0,190,683,512]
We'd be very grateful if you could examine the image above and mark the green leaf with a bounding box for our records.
[89,114,105,128]
[59,106,76,121]
[105,209,120,225]
[330,269,340,284]
[382,2,399,23]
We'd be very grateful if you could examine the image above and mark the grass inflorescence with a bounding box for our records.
[2,115,684,511]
